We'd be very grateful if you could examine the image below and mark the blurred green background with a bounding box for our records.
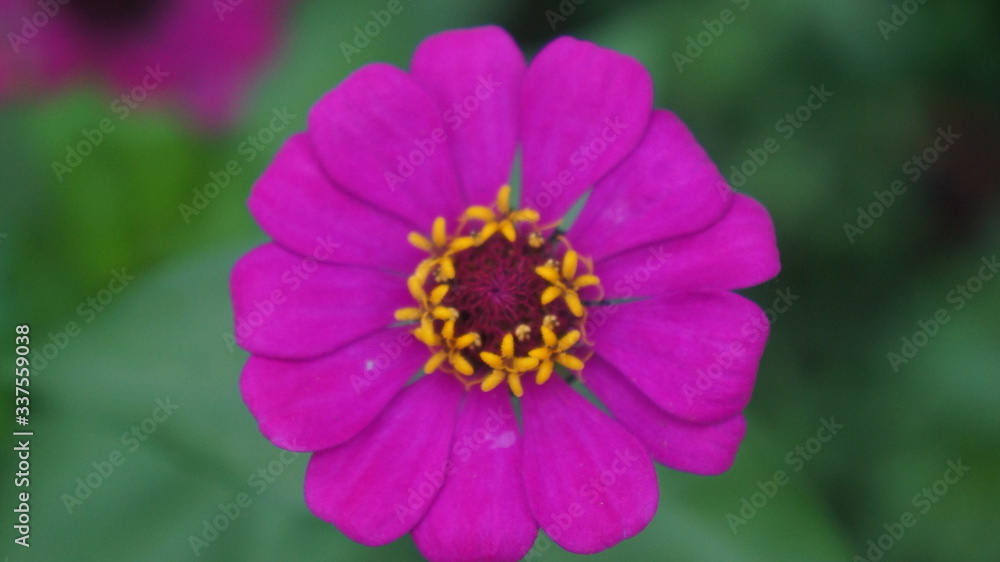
[2,0,999,560]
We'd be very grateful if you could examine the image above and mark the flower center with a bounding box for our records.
[395,186,602,397]
[447,232,566,352]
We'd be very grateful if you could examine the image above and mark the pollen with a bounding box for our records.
[397,186,602,396]
[515,324,532,341]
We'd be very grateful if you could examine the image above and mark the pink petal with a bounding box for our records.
[595,194,780,297]
[248,133,422,271]
[584,356,747,475]
[521,376,657,554]
[308,63,465,227]
[410,26,525,207]
[230,244,409,359]
[305,375,464,546]
[570,110,734,260]
[591,292,770,424]
[520,37,653,224]
[413,389,536,561]
[240,327,424,452]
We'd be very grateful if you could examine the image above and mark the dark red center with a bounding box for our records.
[438,228,576,370]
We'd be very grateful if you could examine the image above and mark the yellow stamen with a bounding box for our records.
[421,319,480,377]
[507,372,524,397]
[394,273,453,346]
[440,319,479,376]
[464,206,496,222]
[562,250,578,279]
[407,232,433,252]
[481,370,506,392]
[464,184,540,244]
[497,184,512,214]
[393,307,422,321]
[540,285,562,305]
[534,249,601,317]
[528,327,585,385]
[408,217,476,281]
[424,350,447,374]
[479,333,539,397]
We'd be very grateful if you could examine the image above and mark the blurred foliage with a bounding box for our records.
[2,0,999,560]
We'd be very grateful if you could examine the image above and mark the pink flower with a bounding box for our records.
[1,0,283,127]
[232,26,779,560]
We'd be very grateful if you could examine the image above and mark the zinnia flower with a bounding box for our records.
[232,26,779,560]
[1,0,283,127]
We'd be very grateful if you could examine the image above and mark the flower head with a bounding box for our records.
[1,0,284,127]
[233,25,779,560]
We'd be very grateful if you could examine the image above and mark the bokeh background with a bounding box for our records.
[2,0,999,560]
